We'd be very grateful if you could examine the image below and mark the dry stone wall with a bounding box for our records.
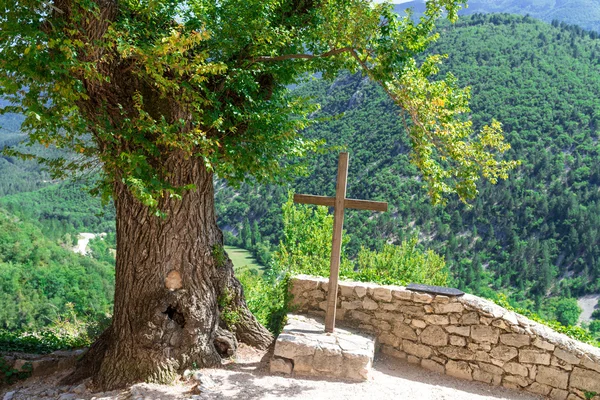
[290,275,600,400]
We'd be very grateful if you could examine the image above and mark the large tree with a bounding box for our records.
[0,0,516,390]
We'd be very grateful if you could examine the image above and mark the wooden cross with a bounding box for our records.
[294,152,388,333]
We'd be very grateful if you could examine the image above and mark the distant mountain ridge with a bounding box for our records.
[395,0,600,32]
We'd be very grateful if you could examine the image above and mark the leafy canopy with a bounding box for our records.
[0,0,516,205]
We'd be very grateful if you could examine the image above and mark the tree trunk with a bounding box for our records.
[63,154,273,390]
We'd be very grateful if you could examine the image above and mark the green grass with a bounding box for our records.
[225,246,265,275]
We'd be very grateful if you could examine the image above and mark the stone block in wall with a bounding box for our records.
[372,287,393,302]
[423,314,449,325]
[354,285,367,298]
[413,292,433,304]
[490,345,518,362]
[449,335,466,347]
[433,302,464,314]
[581,355,600,373]
[270,358,293,375]
[570,367,600,392]
[401,305,426,317]
[549,388,569,400]
[551,355,573,371]
[362,297,378,310]
[341,300,362,310]
[553,347,580,365]
[381,344,406,360]
[519,349,551,365]
[471,326,500,344]
[422,359,445,374]
[421,325,448,346]
[446,360,472,381]
[500,334,530,348]
[461,312,480,325]
[527,382,552,396]
[445,325,470,337]
[503,374,529,387]
[394,322,417,340]
[503,362,528,377]
[438,346,475,361]
[403,340,432,359]
[392,288,413,300]
[535,366,569,390]
[379,332,400,347]
[533,337,555,351]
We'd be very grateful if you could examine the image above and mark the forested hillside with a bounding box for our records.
[216,14,600,316]
[0,208,114,330]
[396,0,600,33]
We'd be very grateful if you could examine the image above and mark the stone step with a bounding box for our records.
[270,314,375,381]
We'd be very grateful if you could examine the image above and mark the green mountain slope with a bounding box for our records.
[0,207,114,330]
[216,14,600,310]
[396,0,600,33]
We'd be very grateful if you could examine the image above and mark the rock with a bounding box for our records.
[381,345,406,359]
[527,382,552,396]
[549,388,569,400]
[413,293,433,304]
[411,319,427,329]
[57,394,78,400]
[420,325,448,346]
[401,305,425,317]
[274,334,317,359]
[372,287,393,302]
[392,289,412,300]
[499,333,530,348]
[421,359,445,374]
[445,325,470,337]
[553,347,580,365]
[270,358,293,375]
[313,343,343,373]
[423,314,449,325]
[355,286,367,298]
[379,332,400,347]
[362,297,379,310]
[472,369,494,384]
[461,312,480,325]
[438,346,475,361]
[393,322,417,340]
[341,300,363,310]
[433,303,464,314]
[449,335,466,347]
[490,345,518,362]
[503,374,529,387]
[533,337,555,351]
[570,367,600,392]
[192,372,217,388]
[471,326,499,344]
[402,340,432,359]
[3,391,16,400]
[445,360,472,381]
[479,362,504,376]
[582,355,600,373]
[519,349,551,365]
[503,362,528,377]
[72,383,87,394]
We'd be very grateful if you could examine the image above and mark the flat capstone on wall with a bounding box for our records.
[290,275,600,400]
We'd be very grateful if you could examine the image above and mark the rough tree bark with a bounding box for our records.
[64,154,273,390]
[46,0,273,389]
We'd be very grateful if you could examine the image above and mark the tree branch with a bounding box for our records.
[252,47,354,63]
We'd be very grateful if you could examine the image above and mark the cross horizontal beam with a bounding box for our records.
[293,194,388,212]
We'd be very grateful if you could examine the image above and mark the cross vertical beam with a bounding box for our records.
[293,151,388,333]
[324,152,349,332]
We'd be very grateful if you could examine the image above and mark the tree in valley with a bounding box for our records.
[0,0,517,390]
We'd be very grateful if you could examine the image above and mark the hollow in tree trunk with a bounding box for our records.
[64,154,273,390]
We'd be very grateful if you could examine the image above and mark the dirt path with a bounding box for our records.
[72,233,97,256]
[1,346,542,400]
[578,294,600,324]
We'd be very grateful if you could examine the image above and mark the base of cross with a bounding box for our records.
[270,314,375,381]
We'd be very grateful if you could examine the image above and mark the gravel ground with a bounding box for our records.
[1,345,542,400]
